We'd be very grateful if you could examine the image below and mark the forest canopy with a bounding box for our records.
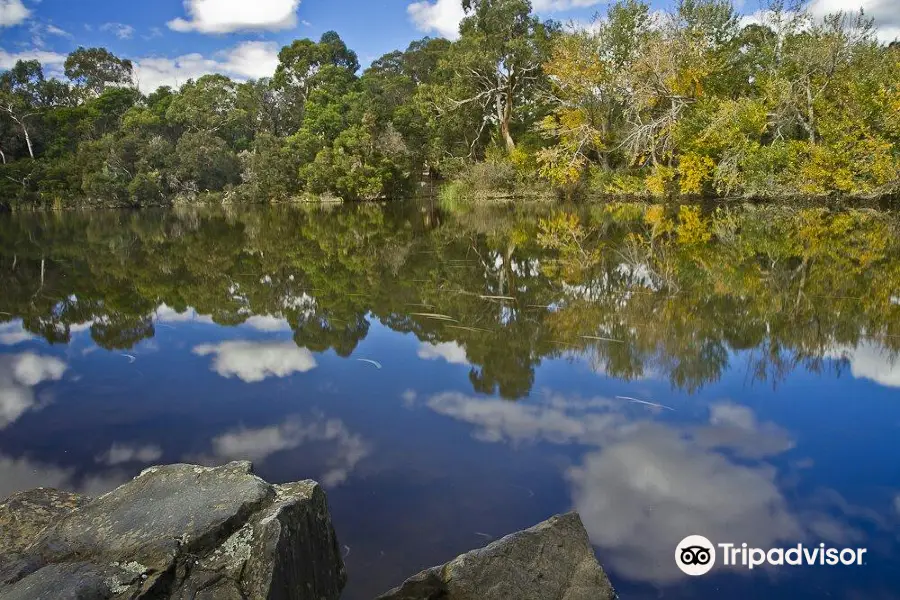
[0,0,898,209]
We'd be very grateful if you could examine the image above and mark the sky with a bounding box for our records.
[0,0,896,92]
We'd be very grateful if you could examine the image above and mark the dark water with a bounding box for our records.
[1,202,899,599]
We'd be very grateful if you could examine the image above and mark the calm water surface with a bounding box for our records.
[1,203,898,598]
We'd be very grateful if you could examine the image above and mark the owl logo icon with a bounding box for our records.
[676,535,716,576]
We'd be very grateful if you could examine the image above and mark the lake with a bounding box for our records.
[1,202,898,599]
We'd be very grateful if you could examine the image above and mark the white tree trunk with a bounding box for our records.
[6,110,34,159]
[18,119,34,159]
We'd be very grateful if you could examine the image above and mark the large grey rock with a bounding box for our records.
[0,462,346,600]
[377,512,617,600]
[0,488,89,568]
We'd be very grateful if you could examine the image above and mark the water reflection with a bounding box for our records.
[196,415,370,488]
[417,341,470,366]
[827,342,900,388]
[193,340,318,382]
[0,452,129,500]
[2,203,900,599]
[0,352,67,428]
[96,443,163,466]
[2,204,899,398]
[420,388,888,585]
[0,321,34,346]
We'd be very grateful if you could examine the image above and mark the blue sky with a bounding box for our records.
[0,0,893,92]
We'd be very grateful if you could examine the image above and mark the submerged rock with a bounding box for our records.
[0,461,346,600]
[377,512,617,600]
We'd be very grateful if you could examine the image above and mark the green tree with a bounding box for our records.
[431,0,557,154]
[64,47,134,97]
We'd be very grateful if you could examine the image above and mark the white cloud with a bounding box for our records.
[193,340,317,383]
[133,41,280,91]
[0,48,67,71]
[567,423,804,583]
[0,454,72,500]
[422,390,866,584]
[208,416,370,487]
[425,391,620,445]
[0,321,33,346]
[0,452,129,500]
[68,320,95,333]
[809,0,900,42]
[0,0,29,28]
[243,314,292,332]
[532,0,604,10]
[45,24,72,38]
[29,22,73,47]
[97,443,163,466]
[408,0,466,39]
[100,22,135,40]
[417,341,470,365]
[153,304,215,324]
[168,0,302,34]
[3,41,281,96]
[0,353,67,429]
[742,1,900,43]
[408,0,603,39]
[401,389,418,407]
[696,401,795,459]
[827,341,900,388]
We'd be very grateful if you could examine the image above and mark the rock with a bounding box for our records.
[376,512,617,600]
[0,488,89,568]
[0,462,346,600]
[1,563,113,600]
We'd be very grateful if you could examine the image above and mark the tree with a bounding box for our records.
[0,60,45,159]
[273,32,360,134]
[431,0,557,154]
[64,47,134,97]
[362,38,452,175]
[175,131,241,193]
[166,75,250,147]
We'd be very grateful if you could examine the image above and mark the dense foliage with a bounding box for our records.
[1,0,898,209]
[2,202,899,398]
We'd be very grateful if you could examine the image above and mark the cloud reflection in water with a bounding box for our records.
[193,341,317,383]
[424,390,868,585]
[0,352,67,429]
[200,415,370,487]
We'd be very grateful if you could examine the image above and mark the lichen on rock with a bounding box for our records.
[0,462,346,600]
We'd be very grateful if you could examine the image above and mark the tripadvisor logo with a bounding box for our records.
[675,535,868,576]
[676,535,716,576]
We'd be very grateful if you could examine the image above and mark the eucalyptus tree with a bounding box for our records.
[64,47,134,98]
[272,31,359,134]
[0,60,45,159]
[431,0,557,155]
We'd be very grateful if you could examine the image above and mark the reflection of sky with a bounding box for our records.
[193,340,318,382]
[0,321,35,346]
[417,341,470,366]
[0,352,67,428]
[1,318,899,600]
[827,341,900,388]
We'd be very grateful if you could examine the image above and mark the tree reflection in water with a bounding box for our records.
[1,202,898,399]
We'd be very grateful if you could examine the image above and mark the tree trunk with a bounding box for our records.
[497,92,515,153]
[9,113,35,159]
[805,80,815,144]
[23,125,34,159]
[0,145,5,164]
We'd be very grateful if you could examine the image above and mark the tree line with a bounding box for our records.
[1,0,898,209]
